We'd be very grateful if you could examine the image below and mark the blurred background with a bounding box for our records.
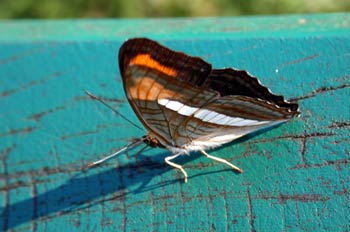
[0,0,349,19]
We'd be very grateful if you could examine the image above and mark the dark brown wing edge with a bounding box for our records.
[118,38,212,87]
[205,68,300,116]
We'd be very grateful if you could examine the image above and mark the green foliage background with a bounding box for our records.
[0,0,349,19]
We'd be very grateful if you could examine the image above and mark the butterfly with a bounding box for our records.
[87,38,299,183]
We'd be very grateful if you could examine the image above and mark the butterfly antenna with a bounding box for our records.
[85,90,143,131]
[84,137,146,169]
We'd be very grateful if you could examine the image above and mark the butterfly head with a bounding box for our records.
[142,134,165,148]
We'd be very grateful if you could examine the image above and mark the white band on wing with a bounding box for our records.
[158,98,270,127]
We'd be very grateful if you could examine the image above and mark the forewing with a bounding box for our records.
[119,38,217,147]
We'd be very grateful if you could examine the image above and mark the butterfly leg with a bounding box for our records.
[165,153,188,183]
[200,149,243,173]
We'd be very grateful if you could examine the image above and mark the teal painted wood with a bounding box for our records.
[0,13,349,231]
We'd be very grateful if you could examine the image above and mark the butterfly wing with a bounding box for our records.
[119,38,217,147]
[119,38,299,151]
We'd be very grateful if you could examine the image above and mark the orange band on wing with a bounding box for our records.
[130,54,177,77]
